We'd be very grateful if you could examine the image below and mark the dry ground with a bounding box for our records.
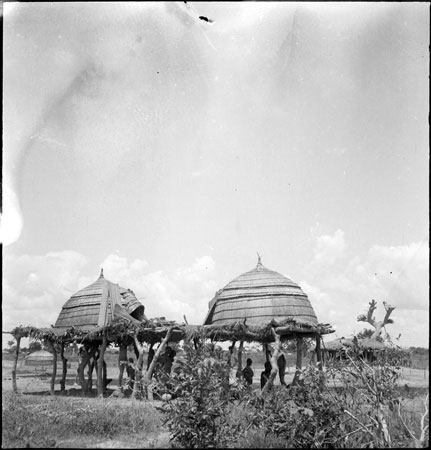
[2,354,429,448]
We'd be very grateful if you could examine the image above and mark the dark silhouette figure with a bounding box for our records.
[260,361,272,390]
[242,358,254,385]
[277,353,287,386]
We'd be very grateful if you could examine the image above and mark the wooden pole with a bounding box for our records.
[12,334,21,393]
[237,340,244,379]
[60,342,68,393]
[315,334,325,388]
[142,327,175,401]
[77,347,91,395]
[315,335,322,367]
[138,327,174,402]
[97,336,108,397]
[264,342,271,362]
[262,329,281,395]
[292,336,303,386]
[228,340,236,367]
[48,341,58,396]
[131,335,146,400]
[87,351,97,392]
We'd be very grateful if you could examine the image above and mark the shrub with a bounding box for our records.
[153,334,428,449]
[155,341,246,448]
[241,349,428,448]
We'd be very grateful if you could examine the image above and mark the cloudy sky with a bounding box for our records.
[2,2,429,348]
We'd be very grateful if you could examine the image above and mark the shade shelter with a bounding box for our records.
[324,336,386,362]
[202,256,334,390]
[4,269,190,399]
[24,349,54,370]
[50,269,148,395]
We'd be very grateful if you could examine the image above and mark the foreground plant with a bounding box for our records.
[241,347,428,448]
[155,340,245,448]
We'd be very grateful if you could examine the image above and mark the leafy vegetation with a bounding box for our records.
[2,334,428,448]
[155,336,428,448]
[154,341,247,448]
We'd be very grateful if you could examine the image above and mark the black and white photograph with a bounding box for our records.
[2,2,429,448]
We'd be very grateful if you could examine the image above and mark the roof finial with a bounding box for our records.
[257,252,262,266]
[100,268,104,278]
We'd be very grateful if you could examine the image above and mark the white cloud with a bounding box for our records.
[312,229,346,265]
[303,236,429,348]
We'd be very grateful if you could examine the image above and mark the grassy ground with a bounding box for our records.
[2,350,429,448]
[2,391,169,448]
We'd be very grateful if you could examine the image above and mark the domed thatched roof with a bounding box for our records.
[203,256,318,328]
[54,269,146,329]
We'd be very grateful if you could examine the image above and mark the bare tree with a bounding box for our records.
[357,300,395,340]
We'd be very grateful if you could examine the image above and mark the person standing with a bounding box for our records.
[242,358,254,385]
[277,353,287,386]
[260,361,272,390]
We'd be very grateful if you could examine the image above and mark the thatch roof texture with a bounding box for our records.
[204,257,319,328]
[54,270,146,329]
[25,349,54,366]
[324,337,386,351]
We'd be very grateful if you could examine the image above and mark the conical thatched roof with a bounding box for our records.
[25,349,54,366]
[54,269,147,329]
[203,257,318,328]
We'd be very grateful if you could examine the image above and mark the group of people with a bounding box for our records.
[239,353,288,389]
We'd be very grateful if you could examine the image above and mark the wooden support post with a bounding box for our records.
[77,347,91,395]
[102,359,107,388]
[12,334,21,393]
[228,340,236,367]
[237,340,244,379]
[141,327,174,401]
[97,336,108,397]
[87,354,96,392]
[48,341,58,396]
[315,335,322,366]
[315,335,324,388]
[292,336,303,386]
[262,329,281,395]
[60,342,68,393]
[146,343,155,371]
[131,336,146,400]
[264,342,271,362]
[133,340,140,360]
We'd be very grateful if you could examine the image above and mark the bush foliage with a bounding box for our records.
[157,337,429,449]
[155,341,247,448]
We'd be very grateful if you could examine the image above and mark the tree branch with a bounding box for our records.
[382,301,395,325]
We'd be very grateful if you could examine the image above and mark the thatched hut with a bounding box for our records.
[54,269,146,329]
[25,349,54,368]
[203,256,334,390]
[4,269,190,399]
[323,336,386,362]
[45,269,148,395]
